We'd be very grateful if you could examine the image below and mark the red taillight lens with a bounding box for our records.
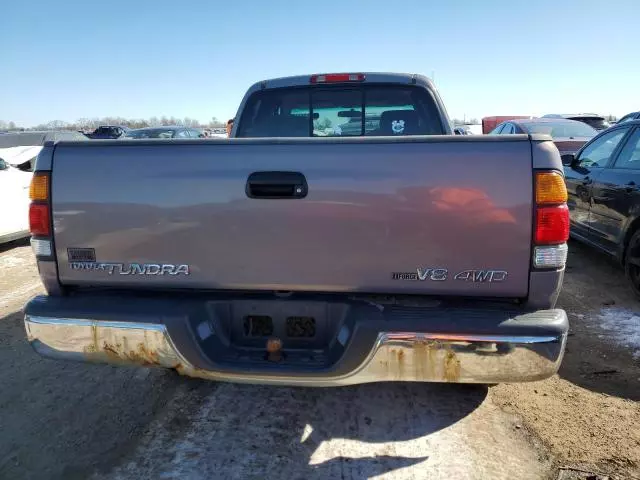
[535,205,569,244]
[29,203,50,236]
[310,73,365,84]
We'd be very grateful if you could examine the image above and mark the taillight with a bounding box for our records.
[534,171,569,268]
[535,172,568,204]
[535,205,569,244]
[29,174,49,201]
[310,73,365,84]
[28,173,52,256]
[29,204,50,236]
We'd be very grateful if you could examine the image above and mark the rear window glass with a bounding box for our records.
[237,85,444,137]
[570,117,609,130]
[525,121,597,138]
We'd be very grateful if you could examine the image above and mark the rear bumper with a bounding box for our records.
[24,295,568,386]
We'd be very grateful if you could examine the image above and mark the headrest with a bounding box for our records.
[276,115,310,136]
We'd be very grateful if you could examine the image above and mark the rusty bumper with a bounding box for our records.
[24,313,567,386]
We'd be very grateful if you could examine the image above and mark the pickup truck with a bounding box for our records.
[24,73,569,385]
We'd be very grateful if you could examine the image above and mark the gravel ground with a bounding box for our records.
[0,238,638,479]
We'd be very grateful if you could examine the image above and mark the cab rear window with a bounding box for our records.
[237,85,445,137]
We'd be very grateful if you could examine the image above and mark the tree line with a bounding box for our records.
[2,114,622,132]
[0,116,227,132]
[451,115,619,126]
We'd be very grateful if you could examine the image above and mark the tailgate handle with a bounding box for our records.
[246,171,308,199]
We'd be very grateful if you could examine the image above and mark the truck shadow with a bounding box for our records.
[0,237,29,254]
[102,380,488,479]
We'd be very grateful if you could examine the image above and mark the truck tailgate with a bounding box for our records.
[52,138,533,297]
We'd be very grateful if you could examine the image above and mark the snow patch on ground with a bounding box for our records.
[598,307,640,358]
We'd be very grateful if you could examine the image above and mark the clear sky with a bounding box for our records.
[1,0,636,127]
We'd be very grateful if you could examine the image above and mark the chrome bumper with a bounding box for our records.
[24,314,567,385]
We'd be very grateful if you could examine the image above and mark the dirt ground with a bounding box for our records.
[0,238,638,479]
[492,240,640,479]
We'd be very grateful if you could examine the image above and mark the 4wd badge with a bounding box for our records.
[392,268,507,283]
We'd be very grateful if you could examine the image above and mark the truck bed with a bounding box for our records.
[50,135,535,298]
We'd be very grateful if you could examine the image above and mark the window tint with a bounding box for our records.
[237,85,444,137]
[613,129,640,170]
[502,123,515,134]
[577,128,628,168]
[312,89,362,136]
[364,87,441,136]
[238,88,310,137]
[175,129,189,138]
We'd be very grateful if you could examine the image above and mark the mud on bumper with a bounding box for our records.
[24,294,568,386]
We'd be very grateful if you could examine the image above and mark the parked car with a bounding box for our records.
[122,126,204,139]
[542,114,610,131]
[489,118,597,155]
[24,72,569,386]
[0,157,31,244]
[563,119,640,296]
[481,116,532,134]
[0,131,88,171]
[617,111,640,125]
[87,125,130,139]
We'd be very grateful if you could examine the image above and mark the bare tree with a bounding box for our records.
[183,117,199,127]
[8,115,223,131]
[209,116,224,128]
[44,120,66,130]
[76,118,93,131]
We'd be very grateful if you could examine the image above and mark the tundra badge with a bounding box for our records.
[70,262,190,276]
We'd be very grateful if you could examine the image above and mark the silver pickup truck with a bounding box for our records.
[24,73,569,385]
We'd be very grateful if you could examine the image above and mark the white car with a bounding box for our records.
[0,148,36,244]
[0,132,87,244]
